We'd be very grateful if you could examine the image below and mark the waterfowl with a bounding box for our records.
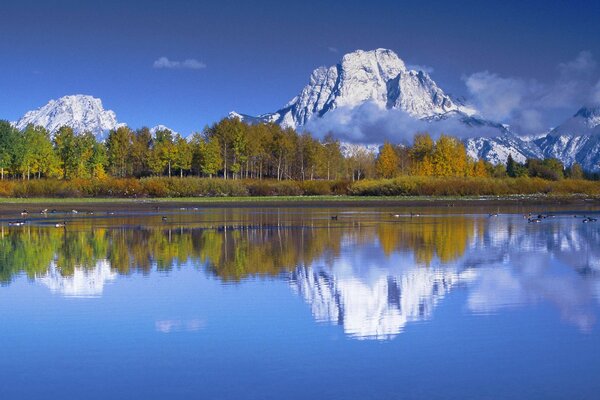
[71,209,78,214]
[489,213,498,217]
[162,216,168,221]
[410,212,420,217]
[40,208,48,214]
[55,222,66,228]
[528,218,542,223]
[583,217,597,223]
[8,221,25,227]
[331,215,338,221]
[20,210,28,216]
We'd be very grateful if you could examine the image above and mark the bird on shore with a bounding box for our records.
[331,215,338,221]
[55,221,66,228]
[40,209,48,214]
[162,216,168,222]
[20,210,28,216]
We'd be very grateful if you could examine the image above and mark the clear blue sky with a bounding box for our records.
[1,0,600,135]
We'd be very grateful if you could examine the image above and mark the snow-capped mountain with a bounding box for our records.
[15,95,124,139]
[231,48,544,165]
[232,48,477,129]
[150,124,179,136]
[535,106,600,171]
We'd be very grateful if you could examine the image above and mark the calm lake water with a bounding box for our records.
[1,205,600,399]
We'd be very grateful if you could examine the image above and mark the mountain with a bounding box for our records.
[232,48,477,129]
[535,106,600,171]
[15,95,123,139]
[231,48,542,165]
[150,124,179,136]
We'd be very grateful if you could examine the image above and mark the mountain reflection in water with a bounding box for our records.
[1,211,599,339]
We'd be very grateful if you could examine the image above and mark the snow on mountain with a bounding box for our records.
[231,48,543,165]
[536,106,600,171]
[15,95,124,139]
[234,49,476,130]
[150,124,179,136]
[340,142,380,157]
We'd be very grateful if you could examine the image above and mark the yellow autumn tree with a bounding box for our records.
[431,135,468,177]
[410,133,434,176]
[473,158,488,177]
[375,142,399,178]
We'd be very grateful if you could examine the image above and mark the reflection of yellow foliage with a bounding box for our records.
[377,217,474,265]
[0,214,477,283]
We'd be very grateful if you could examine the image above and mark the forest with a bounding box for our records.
[0,117,597,197]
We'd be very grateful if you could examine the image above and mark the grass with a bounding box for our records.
[0,176,599,202]
[0,194,596,205]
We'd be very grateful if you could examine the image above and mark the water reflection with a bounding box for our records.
[1,211,599,339]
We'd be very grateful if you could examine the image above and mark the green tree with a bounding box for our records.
[173,135,192,177]
[106,127,133,177]
[53,126,78,179]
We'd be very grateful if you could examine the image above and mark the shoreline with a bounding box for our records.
[0,195,599,214]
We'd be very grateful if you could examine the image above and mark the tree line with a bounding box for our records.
[0,118,590,181]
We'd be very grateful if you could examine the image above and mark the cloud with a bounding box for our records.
[407,64,435,74]
[592,80,600,104]
[155,319,205,333]
[463,71,532,121]
[303,101,504,144]
[558,50,596,76]
[464,51,600,134]
[328,46,339,53]
[153,57,206,70]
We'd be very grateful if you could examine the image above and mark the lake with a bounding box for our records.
[1,204,600,399]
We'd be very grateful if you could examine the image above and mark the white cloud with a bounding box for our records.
[153,57,206,70]
[558,50,596,76]
[303,101,503,144]
[592,80,600,104]
[328,46,339,53]
[463,51,600,134]
[407,64,435,74]
[463,71,531,121]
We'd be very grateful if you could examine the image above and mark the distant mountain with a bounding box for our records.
[231,48,544,165]
[535,106,600,171]
[15,95,123,139]
[232,48,477,128]
[150,124,179,136]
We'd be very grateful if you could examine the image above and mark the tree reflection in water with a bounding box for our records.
[1,212,599,339]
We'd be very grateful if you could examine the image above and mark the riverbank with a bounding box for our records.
[1,195,599,216]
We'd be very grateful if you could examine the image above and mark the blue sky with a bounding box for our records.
[1,0,600,135]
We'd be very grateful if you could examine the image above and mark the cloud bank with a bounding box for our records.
[463,51,600,134]
[303,102,503,144]
[153,57,206,70]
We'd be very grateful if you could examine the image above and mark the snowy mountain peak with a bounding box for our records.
[573,106,600,129]
[232,48,476,129]
[15,94,123,139]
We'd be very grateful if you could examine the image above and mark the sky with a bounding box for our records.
[1,0,600,136]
